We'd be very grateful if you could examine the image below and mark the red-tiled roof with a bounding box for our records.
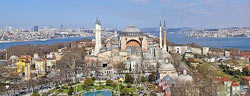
[214,77,231,83]
[245,66,250,69]
[240,51,250,58]
[243,76,250,80]
[231,82,239,86]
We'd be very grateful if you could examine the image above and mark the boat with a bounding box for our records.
[38,39,48,41]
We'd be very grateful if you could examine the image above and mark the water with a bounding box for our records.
[0,37,94,49]
[82,90,112,96]
[150,32,250,50]
[1,33,250,50]
[169,33,250,50]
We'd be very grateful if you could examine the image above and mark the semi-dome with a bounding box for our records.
[159,63,175,70]
[159,52,171,60]
[122,25,141,33]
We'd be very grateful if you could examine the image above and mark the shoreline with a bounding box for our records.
[0,36,91,44]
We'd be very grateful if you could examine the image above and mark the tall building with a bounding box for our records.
[60,25,64,32]
[94,18,102,55]
[159,21,162,48]
[163,20,167,51]
[34,25,39,32]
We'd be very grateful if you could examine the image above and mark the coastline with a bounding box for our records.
[0,36,94,50]
[0,36,91,44]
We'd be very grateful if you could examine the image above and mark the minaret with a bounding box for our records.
[163,20,167,51]
[25,62,31,81]
[159,21,162,48]
[94,18,102,55]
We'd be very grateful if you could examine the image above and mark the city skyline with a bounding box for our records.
[0,0,250,29]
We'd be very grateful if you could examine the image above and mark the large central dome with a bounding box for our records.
[120,25,144,36]
[122,25,141,33]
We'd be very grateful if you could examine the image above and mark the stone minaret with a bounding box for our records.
[159,21,162,48]
[94,18,102,55]
[163,20,167,51]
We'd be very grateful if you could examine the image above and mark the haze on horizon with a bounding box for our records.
[0,0,250,29]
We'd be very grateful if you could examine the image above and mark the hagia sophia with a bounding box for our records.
[84,18,196,84]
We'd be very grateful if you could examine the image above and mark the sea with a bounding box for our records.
[0,32,250,50]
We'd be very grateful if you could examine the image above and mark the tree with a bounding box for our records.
[141,76,147,83]
[106,80,113,86]
[31,92,40,96]
[125,73,134,84]
[84,78,94,86]
[242,67,250,76]
[68,86,74,95]
[148,72,156,82]
[127,83,132,88]
[82,84,88,90]
[121,87,130,95]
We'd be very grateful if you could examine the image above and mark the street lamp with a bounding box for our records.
[5,85,9,96]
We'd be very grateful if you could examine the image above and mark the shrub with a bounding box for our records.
[106,80,113,86]
[68,87,74,95]
[31,92,40,96]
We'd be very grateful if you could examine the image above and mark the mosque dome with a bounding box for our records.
[120,25,144,36]
[177,69,193,83]
[122,25,141,33]
[9,55,18,61]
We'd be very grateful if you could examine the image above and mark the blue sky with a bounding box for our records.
[0,0,249,29]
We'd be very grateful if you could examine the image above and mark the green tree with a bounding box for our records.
[243,67,250,76]
[55,82,59,89]
[127,83,132,88]
[121,87,130,95]
[148,72,156,82]
[68,86,74,95]
[84,78,94,86]
[91,77,96,81]
[125,73,134,84]
[31,92,40,96]
[106,80,113,86]
[141,76,147,83]
[82,84,88,90]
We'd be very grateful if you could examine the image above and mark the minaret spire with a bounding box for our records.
[159,20,162,48]
[163,20,167,51]
[96,17,99,24]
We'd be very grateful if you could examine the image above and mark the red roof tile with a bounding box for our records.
[231,82,239,86]
[243,76,250,81]
[240,51,250,58]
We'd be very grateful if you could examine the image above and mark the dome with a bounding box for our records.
[9,55,18,60]
[159,52,171,60]
[177,69,193,83]
[177,75,193,82]
[122,25,141,33]
[159,63,175,70]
